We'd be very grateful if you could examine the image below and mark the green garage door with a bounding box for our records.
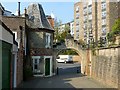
[2,41,12,89]
[45,58,50,76]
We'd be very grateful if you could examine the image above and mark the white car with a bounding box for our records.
[56,58,66,63]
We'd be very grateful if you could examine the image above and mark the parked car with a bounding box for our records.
[56,55,73,63]
[65,56,73,63]
[56,58,66,63]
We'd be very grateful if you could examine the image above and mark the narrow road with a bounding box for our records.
[57,62,81,75]
[18,73,114,89]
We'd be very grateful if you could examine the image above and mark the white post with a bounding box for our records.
[50,57,52,76]
[13,53,17,88]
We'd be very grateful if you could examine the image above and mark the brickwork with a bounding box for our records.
[46,16,54,29]
[91,47,119,88]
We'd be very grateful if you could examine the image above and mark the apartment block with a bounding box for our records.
[97,0,119,45]
[74,2,82,41]
[58,22,70,34]
[82,1,97,45]
[70,21,74,37]
[74,0,119,45]
[58,24,66,33]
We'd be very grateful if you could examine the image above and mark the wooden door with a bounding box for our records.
[45,58,50,76]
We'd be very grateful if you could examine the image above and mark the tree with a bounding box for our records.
[107,18,120,43]
[54,18,62,42]
[54,19,70,43]
[111,18,120,35]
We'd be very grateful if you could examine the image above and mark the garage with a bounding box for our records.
[2,41,12,88]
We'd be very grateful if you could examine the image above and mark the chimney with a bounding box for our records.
[18,2,20,16]
[24,7,27,15]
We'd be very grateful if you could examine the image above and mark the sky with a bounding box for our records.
[1,2,76,24]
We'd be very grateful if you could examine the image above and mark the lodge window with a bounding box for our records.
[46,33,51,48]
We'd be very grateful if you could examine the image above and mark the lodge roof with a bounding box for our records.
[27,3,54,31]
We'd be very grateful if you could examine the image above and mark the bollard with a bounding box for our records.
[77,67,80,73]
[57,67,58,75]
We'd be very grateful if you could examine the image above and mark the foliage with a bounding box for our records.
[107,33,116,42]
[54,18,62,42]
[59,49,78,55]
[78,39,86,48]
[111,18,120,35]
[54,19,70,43]
[107,18,120,43]
[92,48,96,56]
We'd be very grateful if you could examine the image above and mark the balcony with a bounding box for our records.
[84,19,87,23]
[102,15,106,19]
[76,22,79,26]
[102,32,106,36]
[83,11,87,15]
[76,27,79,32]
[88,11,92,15]
[84,33,87,37]
[102,7,106,11]
[89,33,93,37]
[83,5,87,9]
[76,6,79,12]
[101,0,106,4]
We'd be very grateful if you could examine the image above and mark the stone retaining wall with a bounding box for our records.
[91,47,120,89]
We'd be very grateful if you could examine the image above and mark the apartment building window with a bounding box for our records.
[89,23,92,29]
[84,32,87,37]
[102,11,106,19]
[76,20,79,26]
[83,8,87,15]
[84,15,87,22]
[102,19,106,25]
[101,0,106,3]
[102,27,106,36]
[76,33,79,40]
[76,6,79,12]
[88,0,92,6]
[89,32,93,37]
[83,3,87,9]
[84,24,87,30]
[89,14,92,20]
[101,3,106,11]
[88,6,92,14]
[76,26,79,32]
[76,13,79,19]
[84,16,88,23]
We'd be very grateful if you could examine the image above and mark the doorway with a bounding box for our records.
[45,58,50,76]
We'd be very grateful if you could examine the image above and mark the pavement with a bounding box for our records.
[56,62,81,75]
[18,73,115,89]
[18,62,116,89]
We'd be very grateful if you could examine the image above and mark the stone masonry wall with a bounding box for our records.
[91,47,120,88]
